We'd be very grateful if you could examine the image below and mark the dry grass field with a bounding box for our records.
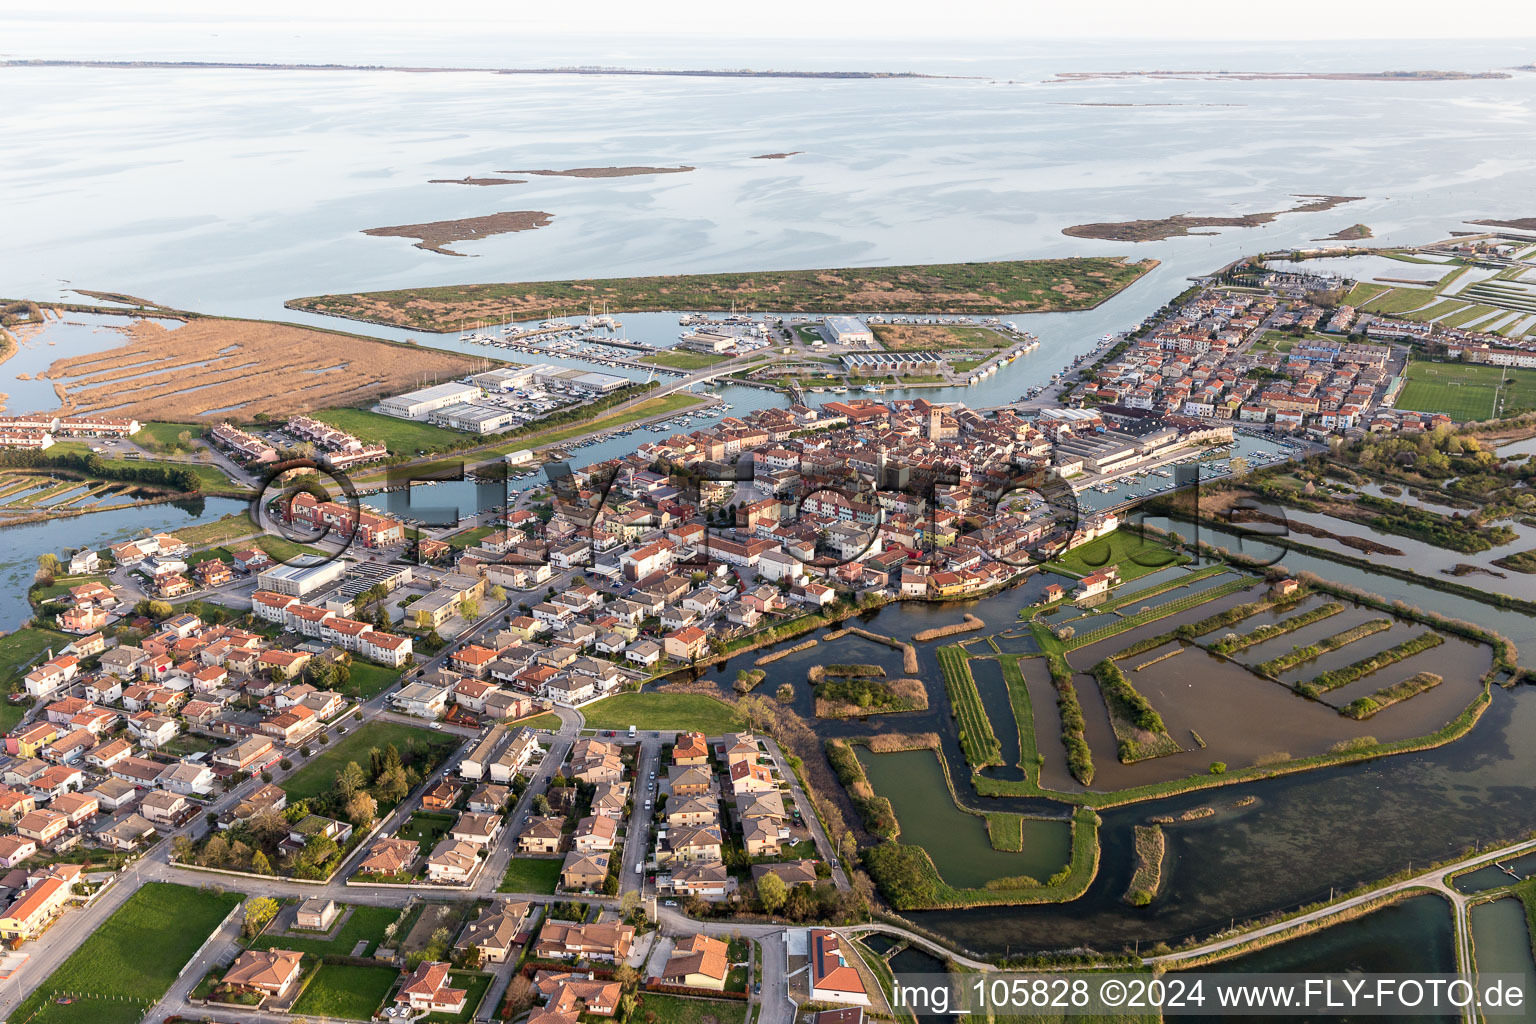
[42,317,480,422]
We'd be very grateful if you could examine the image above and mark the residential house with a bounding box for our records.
[659,934,730,990]
[396,962,466,1015]
[518,815,564,855]
[560,850,609,891]
[425,838,479,884]
[223,949,304,998]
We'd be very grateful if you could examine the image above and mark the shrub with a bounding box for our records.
[1209,761,1227,775]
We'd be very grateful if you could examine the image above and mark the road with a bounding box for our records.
[1147,836,1536,969]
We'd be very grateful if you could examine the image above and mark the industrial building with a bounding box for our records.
[255,559,346,598]
[430,403,525,433]
[378,382,480,420]
[840,351,944,376]
[824,316,874,346]
[677,332,738,355]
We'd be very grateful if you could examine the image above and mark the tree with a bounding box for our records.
[503,976,537,1018]
[757,871,788,914]
[250,850,274,875]
[620,889,642,920]
[248,809,288,850]
[734,694,776,734]
[243,896,279,937]
[202,834,230,867]
[490,584,506,602]
[147,599,173,619]
[375,765,409,805]
[346,791,378,828]
[533,793,551,816]
[171,835,194,862]
[459,598,481,620]
[335,760,367,799]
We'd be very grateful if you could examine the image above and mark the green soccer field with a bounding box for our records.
[1396,362,1536,421]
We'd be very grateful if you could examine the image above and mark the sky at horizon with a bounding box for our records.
[7,1,1536,43]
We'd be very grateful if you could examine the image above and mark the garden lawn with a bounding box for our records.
[10,881,243,1024]
[280,720,448,803]
[633,993,747,1024]
[581,692,738,733]
[1044,528,1187,582]
[290,962,398,1021]
[402,811,456,854]
[252,903,398,956]
[499,856,563,894]
[510,712,563,731]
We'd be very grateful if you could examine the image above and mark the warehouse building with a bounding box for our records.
[429,403,525,433]
[825,316,874,346]
[378,382,481,420]
[255,559,347,598]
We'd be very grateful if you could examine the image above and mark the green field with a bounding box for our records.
[1044,528,1188,582]
[11,882,243,1024]
[280,720,448,803]
[1359,286,1441,316]
[347,662,403,698]
[98,454,245,491]
[0,626,72,708]
[252,903,399,957]
[1396,361,1536,422]
[445,524,497,550]
[290,257,1157,330]
[131,420,205,452]
[172,511,261,547]
[291,962,398,1020]
[580,692,738,733]
[510,712,563,731]
[314,407,464,454]
[499,856,563,894]
[640,349,733,370]
[632,993,747,1024]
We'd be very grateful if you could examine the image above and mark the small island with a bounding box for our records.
[497,165,694,178]
[361,210,554,256]
[1469,216,1536,231]
[1063,194,1363,242]
[428,176,525,186]
[1315,223,1374,241]
[752,151,803,159]
[1051,69,1510,82]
